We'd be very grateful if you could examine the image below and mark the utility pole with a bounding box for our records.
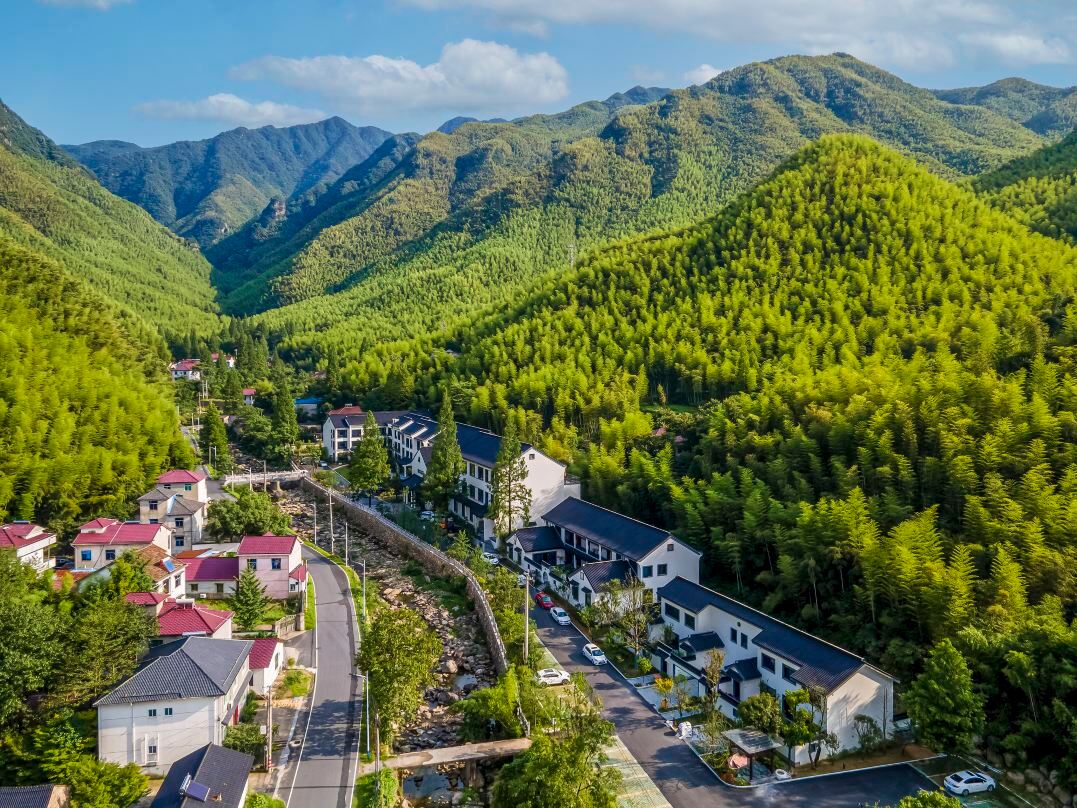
[345,522,349,569]
[265,688,273,772]
[263,459,267,491]
[361,561,367,624]
[522,574,529,663]
[313,503,318,547]
[364,671,371,756]
[328,493,335,557]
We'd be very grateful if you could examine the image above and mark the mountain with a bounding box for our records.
[65,117,393,247]
[231,54,1046,357]
[0,235,192,529]
[934,78,1077,137]
[974,129,1077,242]
[0,100,220,347]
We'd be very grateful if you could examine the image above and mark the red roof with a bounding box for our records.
[74,520,167,546]
[239,534,298,555]
[156,599,232,636]
[242,388,257,396]
[0,522,54,550]
[328,405,363,416]
[289,563,307,582]
[171,359,200,371]
[125,592,168,606]
[185,556,240,581]
[157,469,207,484]
[248,637,281,669]
[174,549,210,559]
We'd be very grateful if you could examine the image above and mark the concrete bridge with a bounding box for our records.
[222,469,309,487]
[359,738,532,776]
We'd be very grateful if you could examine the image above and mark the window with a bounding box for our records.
[761,653,775,673]
[105,549,116,562]
[149,501,158,511]
[247,559,257,570]
[657,563,668,576]
[190,583,199,592]
[148,709,157,717]
[729,627,737,643]
[584,590,592,607]
[664,603,681,621]
[684,613,696,630]
[164,707,173,716]
[81,550,92,562]
[184,484,192,492]
[175,537,184,547]
[782,664,797,684]
[216,583,225,594]
[740,633,748,649]
[174,517,184,528]
[272,558,282,570]
[642,565,653,578]
[667,542,674,552]
[529,453,536,460]
[148,744,158,755]
[149,518,159,525]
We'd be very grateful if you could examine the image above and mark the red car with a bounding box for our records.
[534,591,554,609]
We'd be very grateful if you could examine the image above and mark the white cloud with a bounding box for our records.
[230,39,569,116]
[632,65,667,84]
[401,0,1075,70]
[682,63,722,85]
[135,94,326,128]
[38,0,131,8]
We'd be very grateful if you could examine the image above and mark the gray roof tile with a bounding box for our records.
[543,497,679,561]
[96,637,252,705]
[151,744,253,808]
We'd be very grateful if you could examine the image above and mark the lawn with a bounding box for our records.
[276,668,312,699]
[202,597,287,625]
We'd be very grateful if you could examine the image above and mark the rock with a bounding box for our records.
[1026,770,1045,788]
[1053,786,1071,805]
[1004,753,1016,769]
[1007,771,1026,786]
[441,659,459,674]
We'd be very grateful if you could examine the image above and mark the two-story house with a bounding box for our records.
[236,534,304,600]
[508,497,701,607]
[168,359,201,381]
[127,594,234,640]
[151,743,252,808]
[321,405,367,461]
[73,518,172,570]
[653,576,896,764]
[75,545,186,596]
[156,470,209,505]
[0,522,56,571]
[138,488,206,552]
[96,637,254,774]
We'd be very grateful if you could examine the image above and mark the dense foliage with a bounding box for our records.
[0,237,193,530]
[66,117,391,248]
[933,78,1076,137]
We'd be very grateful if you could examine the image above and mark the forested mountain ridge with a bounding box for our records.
[934,77,1077,137]
[0,235,193,532]
[974,128,1077,242]
[335,134,1077,781]
[65,116,393,247]
[239,53,1048,358]
[0,100,221,347]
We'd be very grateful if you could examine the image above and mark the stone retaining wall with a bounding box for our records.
[301,478,509,675]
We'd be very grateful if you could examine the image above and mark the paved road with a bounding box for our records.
[285,548,360,808]
[535,613,936,808]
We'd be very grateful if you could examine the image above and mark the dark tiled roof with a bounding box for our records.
[542,497,676,561]
[96,637,252,705]
[682,631,724,653]
[0,785,67,808]
[577,559,633,591]
[724,657,761,681]
[511,525,562,553]
[455,423,532,467]
[400,473,424,490]
[151,744,253,808]
[657,577,881,692]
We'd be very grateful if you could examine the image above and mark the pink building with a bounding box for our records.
[237,535,304,600]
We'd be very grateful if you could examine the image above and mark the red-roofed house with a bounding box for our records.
[238,535,302,599]
[242,388,257,406]
[0,522,56,571]
[211,352,236,368]
[168,358,201,381]
[185,556,241,598]
[156,470,209,504]
[248,638,284,695]
[157,598,233,640]
[73,519,171,570]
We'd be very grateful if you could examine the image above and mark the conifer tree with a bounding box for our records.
[199,403,233,473]
[905,639,984,753]
[423,396,465,511]
[347,412,391,504]
[232,566,270,631]
[489,420,531,541]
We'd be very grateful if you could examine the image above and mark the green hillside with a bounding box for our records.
[934,77,1077,137]
[66,117,392,247]
[339,134,1077,781]
[974,129,1077,242]
[0,236,193,531]
[239,54,1046,358]
[0,100,220,345]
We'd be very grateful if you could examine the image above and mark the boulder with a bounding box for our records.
[1052,786,1071,805]
[441,659,459,674]
[1007,771,1026,786]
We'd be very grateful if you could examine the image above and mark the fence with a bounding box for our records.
[223,470,309,487]
[301,477,509,675]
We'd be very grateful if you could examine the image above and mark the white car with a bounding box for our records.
[583,643,607,665]
[419,510,435,521]
[536,668,571,687]
[517,573,528,587]
[550,607,571,626]
[481,552,500,565]
[944,771,997,796]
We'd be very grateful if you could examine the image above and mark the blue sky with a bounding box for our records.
[5,0,1076,147]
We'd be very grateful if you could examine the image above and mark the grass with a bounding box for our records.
[354,770,397,808]
[201,597,287,625]
[304,578,316,630]
[400,558,473,615]
[276,668,312,699]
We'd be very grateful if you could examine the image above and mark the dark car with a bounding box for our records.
[534,591,554,609]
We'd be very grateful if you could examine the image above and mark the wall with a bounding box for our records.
[638,541,701,595]
[98,695,220,775]
[301,478,509,675]
[825,665,894,756]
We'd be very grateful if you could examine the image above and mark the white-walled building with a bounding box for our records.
[248,638,284,696]
[156,470,209,506]
[150,743,252,808]
[138,488,207,553]
[168,359,201,381]
[653,576,896,765]
[237,534,304,600]
[73,519,172,570]
[96,637,254,775]
[0,522,56,571]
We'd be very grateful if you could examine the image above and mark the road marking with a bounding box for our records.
[284,556,321,808]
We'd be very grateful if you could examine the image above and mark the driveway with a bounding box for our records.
[281,548,360,808]
[535,614,936,808]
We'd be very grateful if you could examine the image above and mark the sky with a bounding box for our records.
[5,0,1076,147]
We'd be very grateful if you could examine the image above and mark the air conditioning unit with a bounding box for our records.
[198,593,207,599]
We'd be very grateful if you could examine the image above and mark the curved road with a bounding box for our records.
[536,615,935,808]
[285,548,361,808]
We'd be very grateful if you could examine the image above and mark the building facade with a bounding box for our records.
[0,522,56,571]
[73,519,172,570]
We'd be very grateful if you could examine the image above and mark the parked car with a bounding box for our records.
[944,771,996,795]
[319,461,330,469]
[583,643,607,665]
[517,573,528,587]
[550,607,571,625]
[419,510,435,521]
[535,668,571,687]
[534,591,554,609]
[482,552,500,565]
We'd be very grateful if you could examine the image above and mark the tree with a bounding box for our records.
[617,575,652,656]
[269,380,300,462]
[852,714,884,757]
[672,675,694,719]
[206,487,291,541]
[222,370,244,414]
[0,596,66,725]
[347,413,391,504]
[84,550,155,600]
[783,686,838,768]
[46,754,148,808]
[357,607,442,743]
[737,692,783,737]
[422,397,465,511]
[199,403,233,473]
[454,667,524,740]
[489,420,531,541]
[653,676,674,711]
[223,722,266,767]
[232,566,270,631]
[894,791,962,808]
[905,639,984,753]
[700,646,726,719]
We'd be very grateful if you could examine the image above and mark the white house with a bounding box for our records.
[321,405,368,461]
[653,576,896,765]
[184,557,239,599]
[73,518,172,570]
[76,545,187,597]
[0,522,56,571]
[138,488,207,553]
[508,497,701,608]
[127,594,234,640]
[247,638,284,696]
[150,743,252,808]
[168,359,201,381]
[242,388,257,406]
[156,470,209,505]
[96,637,254,775]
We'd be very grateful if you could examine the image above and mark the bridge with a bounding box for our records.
[359,738,532,776]
[221,469,309,487]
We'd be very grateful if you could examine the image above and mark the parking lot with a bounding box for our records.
[911,757,1037,808]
